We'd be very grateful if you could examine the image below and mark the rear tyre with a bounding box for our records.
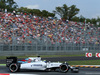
[9,63,20,73]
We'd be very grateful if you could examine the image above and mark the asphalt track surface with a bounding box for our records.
[1,56,100,64]
[1,66,100,75]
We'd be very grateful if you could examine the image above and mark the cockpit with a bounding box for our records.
[18,57,42,63]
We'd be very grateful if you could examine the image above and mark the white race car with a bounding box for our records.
[6,56,79,73]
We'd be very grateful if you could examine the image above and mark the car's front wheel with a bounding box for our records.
[60,63,69,73]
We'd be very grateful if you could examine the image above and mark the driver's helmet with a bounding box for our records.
[28,59,32,63]
[43,60,46,63]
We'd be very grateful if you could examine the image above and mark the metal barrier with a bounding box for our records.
[0,44,100,52]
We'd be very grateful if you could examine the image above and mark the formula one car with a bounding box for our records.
[6,56,79,73]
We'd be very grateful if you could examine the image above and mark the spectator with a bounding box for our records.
[0,11,99,45]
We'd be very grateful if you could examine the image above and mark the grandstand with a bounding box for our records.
[0,11,100,54]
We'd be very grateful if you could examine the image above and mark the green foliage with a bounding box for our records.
[0,0,18,12]
[68,5,80,20]
[71,16,80,22]
[79,15,85,22]
[42,10,49,17]
[17,7,55,17]
[0,1,99,27]
[91,18,97,24]
[32,9,42,16]
[0,0,6,9]
[54,4,80,20]
[41,10,55,17]
[86,18,91,23]
[96,17,100,27]
[72,15,100,27]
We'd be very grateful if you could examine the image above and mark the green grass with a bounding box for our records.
[0,53,97,59]
[1,55,99,65]
[0,64,6,66]
[68,60,100,65]
[0,54,85,59]
[1,60,100,66]
[0,56,7,60]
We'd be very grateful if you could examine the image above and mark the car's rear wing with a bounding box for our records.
[6,57,17,67]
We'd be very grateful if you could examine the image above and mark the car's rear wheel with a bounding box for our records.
[9,63,20,72]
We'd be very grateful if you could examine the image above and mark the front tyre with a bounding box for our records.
[60,63,69,73]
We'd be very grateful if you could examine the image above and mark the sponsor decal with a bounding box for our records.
[6,59,13,62]
[31,64,42,67]
[51,64,58,66]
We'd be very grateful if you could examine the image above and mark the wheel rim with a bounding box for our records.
[11,65,16,71]
[9,64,18,72]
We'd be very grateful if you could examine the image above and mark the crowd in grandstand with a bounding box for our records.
[0,11,100,45]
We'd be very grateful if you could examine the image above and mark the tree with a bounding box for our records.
[79,15,85,22]
[41,10,55,17]
[17,7,32,14]
[91,18,97,25]
[68,5,80,20]
[53,4,69,20]
[53,4,80,20]
[96,17,100,27]
[0,0,6,9]
[72,16,80,22]
[42,10,49,17]
[17,7,55,18]
[86,18,91,23]
[32,9,42,16]
[0,0,18,12]
[48,13,55,17]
